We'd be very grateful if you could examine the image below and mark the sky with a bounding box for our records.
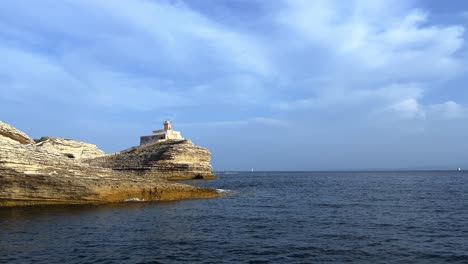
[1,0,468,171]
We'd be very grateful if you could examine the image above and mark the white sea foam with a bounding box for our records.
[124,198,145,202]
[216,189,231,194]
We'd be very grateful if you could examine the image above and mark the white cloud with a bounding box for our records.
[0,45,87,103]
[93,0,273,77]
[0,0,467,126]
[0,0,273,112]
[270,0,467,124]
[278,0,465,80]
[0,44,191,111]
[429,101,465,119]
[273,82,424,111]
[182,117,285,128]
[84,71,191,111]
[372,99,466,121]
[273,81,468,123]
[389,98,426,119]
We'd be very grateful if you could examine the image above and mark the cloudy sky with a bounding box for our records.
[1,0,468,170]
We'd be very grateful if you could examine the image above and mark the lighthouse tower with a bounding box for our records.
[164,120,172,131]
[139,120,184,145]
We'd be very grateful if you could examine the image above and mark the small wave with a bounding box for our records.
[124,198,145,202]
[216,189,231,194]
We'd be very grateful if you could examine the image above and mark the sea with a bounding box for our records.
[1,171,467,263]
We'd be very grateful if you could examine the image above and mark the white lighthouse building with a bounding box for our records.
[140,120,184,145]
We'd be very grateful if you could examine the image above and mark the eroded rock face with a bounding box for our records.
[0,122,218,207]
[35,137,105,160]
[87,140,216,180]
[0,121,34,144]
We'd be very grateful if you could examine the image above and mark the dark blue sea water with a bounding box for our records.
[1,171,467,263]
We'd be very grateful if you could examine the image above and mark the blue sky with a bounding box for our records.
[1,0,468,170]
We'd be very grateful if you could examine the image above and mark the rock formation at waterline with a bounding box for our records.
[89,140,216,180]
[0,121,218,207]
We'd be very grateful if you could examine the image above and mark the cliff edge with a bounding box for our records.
[0,121,218,207]
[88,139,216,180]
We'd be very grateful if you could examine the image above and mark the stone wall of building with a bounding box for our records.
[140,130,184,145]
[165,130,183,140]
[140,135,165,145]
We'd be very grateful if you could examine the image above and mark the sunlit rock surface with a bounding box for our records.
[0,121,218,207]
[88,139,216,180]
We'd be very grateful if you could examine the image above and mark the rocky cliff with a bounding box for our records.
[88,139,216,180]
[0,121,218,207]
[34,137,106,160]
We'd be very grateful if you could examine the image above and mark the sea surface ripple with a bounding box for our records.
[1,171,467,263]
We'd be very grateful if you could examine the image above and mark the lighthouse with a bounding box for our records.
[139,120,184,145]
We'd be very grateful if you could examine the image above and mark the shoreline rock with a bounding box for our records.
[0,121,219,207]
[88,139,216,180]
